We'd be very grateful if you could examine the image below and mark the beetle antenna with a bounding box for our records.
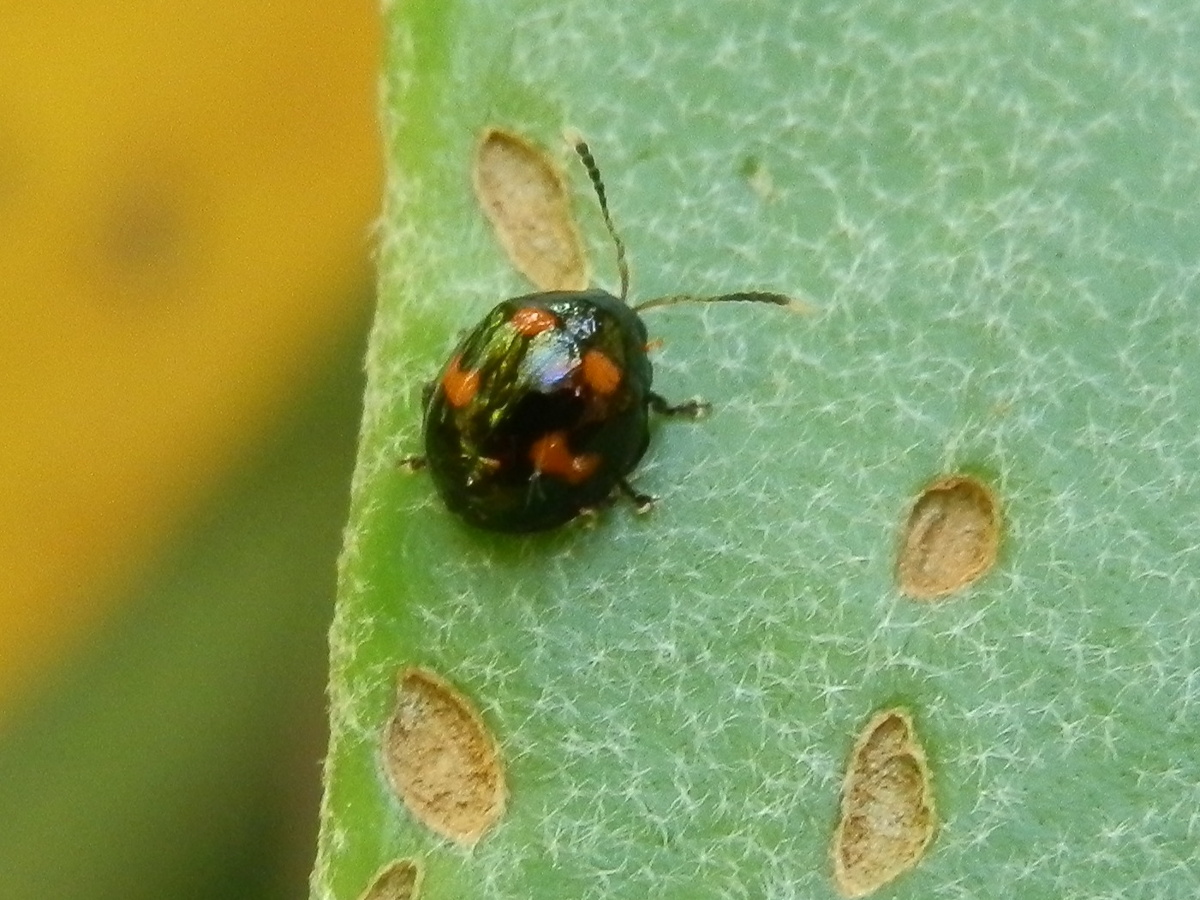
[570,134,631,302]
[633,291,807,313]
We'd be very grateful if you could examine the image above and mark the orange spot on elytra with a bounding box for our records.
[443,355,480,408]
[530,431,599,485]
[510,306,558,337]
[581,349,622,395]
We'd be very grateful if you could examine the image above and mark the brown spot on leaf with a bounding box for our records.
[739,154,777,202]
[383,668,505,845]
[473,127,587,291]
[356,859,422,900]
[832,709,937,897]
[897,474,1000,599]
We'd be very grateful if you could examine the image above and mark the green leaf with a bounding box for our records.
[315,1,1200,898]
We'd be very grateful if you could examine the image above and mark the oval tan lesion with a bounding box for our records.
[896,473,1000,600]
[382,667,506,846]
[355,858,423,900]
[832,708,937,897]
[473,127,588,292]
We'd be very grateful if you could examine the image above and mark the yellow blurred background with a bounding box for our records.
[0,2,380,897]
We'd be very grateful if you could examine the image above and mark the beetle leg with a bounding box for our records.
[649,392,711,419]
[573,505,604,528]
[617,478,656,514]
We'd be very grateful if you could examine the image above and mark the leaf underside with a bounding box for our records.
[315,1,1200,898]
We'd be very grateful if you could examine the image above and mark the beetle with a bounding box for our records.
[408,137,795,532]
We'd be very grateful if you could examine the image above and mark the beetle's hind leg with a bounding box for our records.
[649,392,711,419]
[398,381,439,471]
[617,478,656,514]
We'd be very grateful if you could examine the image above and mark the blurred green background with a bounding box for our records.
[0,3,380,898]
